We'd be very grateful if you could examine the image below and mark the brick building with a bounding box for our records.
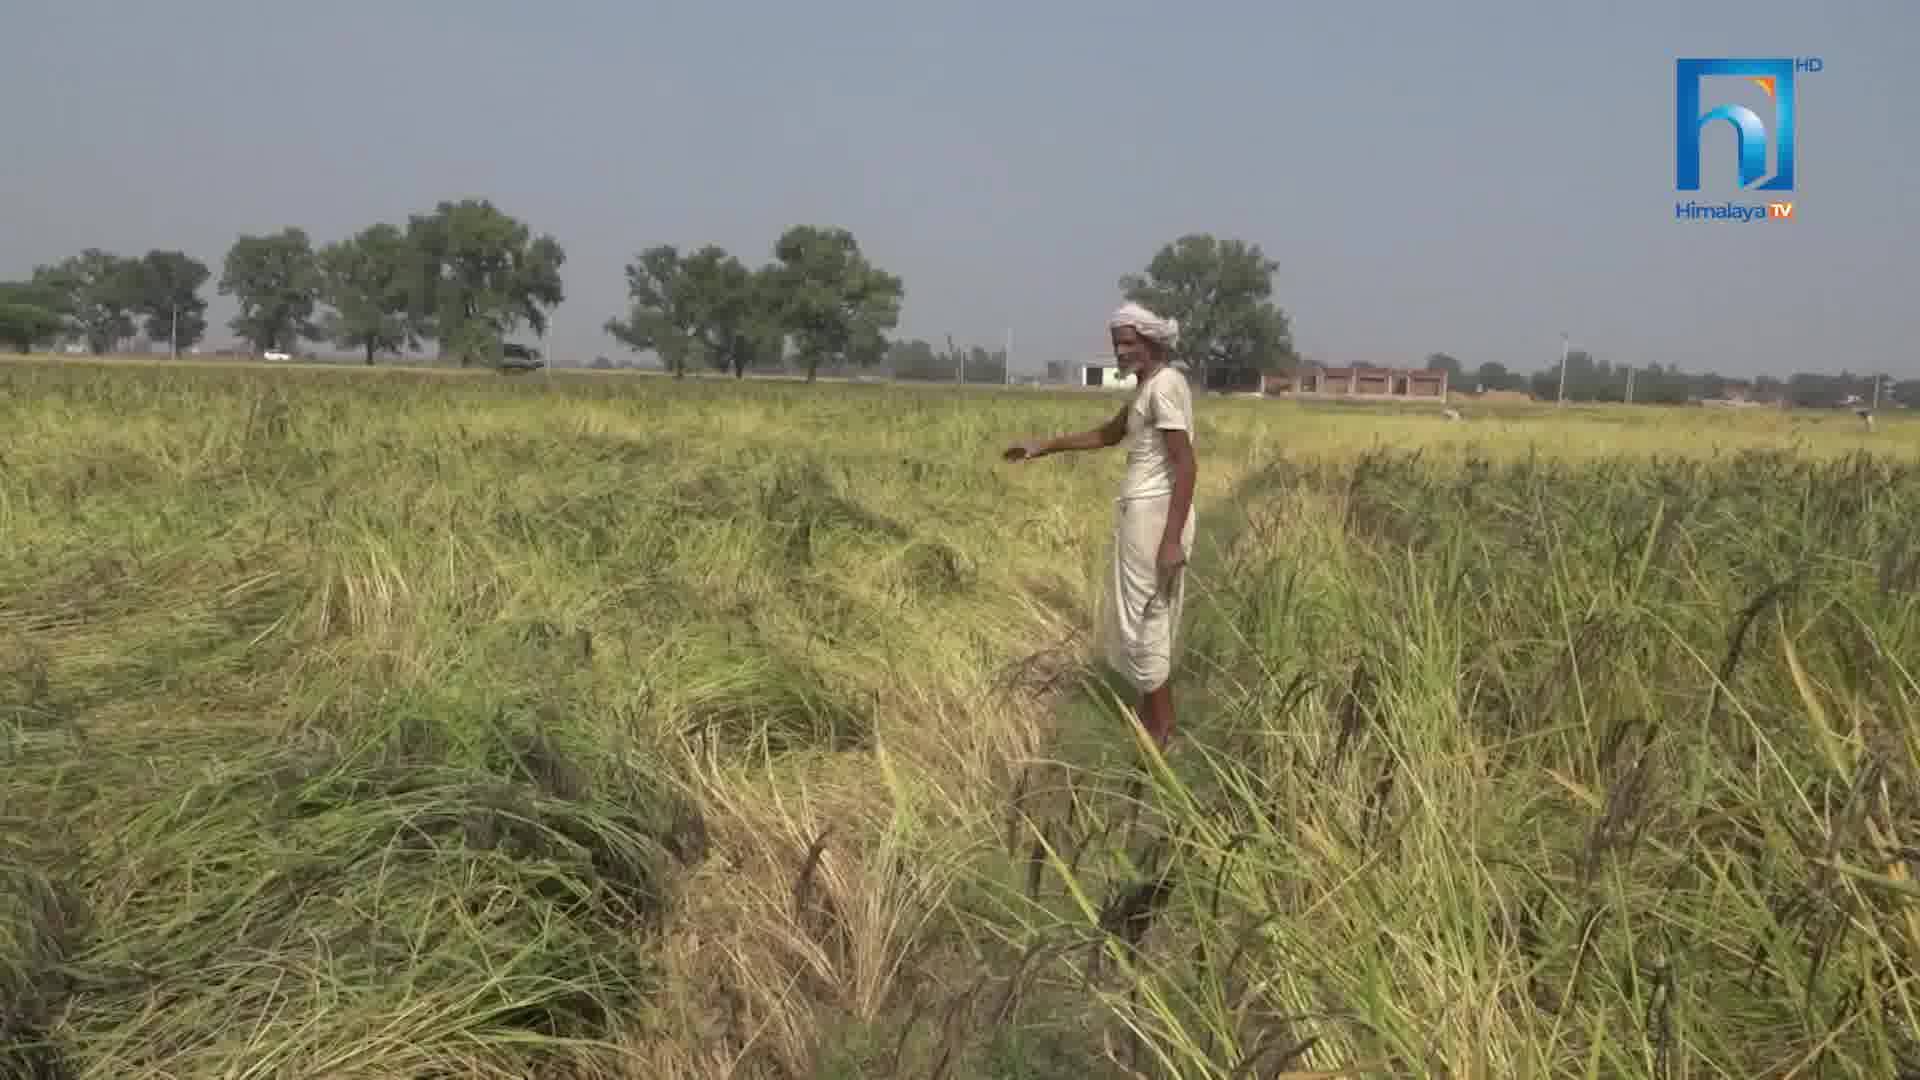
[1264,364,1449,401]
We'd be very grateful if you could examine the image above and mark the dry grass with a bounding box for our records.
[1,354,1916,1078]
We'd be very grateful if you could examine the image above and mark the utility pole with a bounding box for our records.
[170,304,179,360]
[948,333,960,384]
[1625,364,1635,404]
[1005,326,1012,386]
[1556,332,1569,407]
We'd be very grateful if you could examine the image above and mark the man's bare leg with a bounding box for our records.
[1138,683,1175,749]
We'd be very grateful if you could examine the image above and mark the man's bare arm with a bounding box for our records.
[1006,407,1127,460]
[1044,407,1128,453]
[1159,428,1197,549]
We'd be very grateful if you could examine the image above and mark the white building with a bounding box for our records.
[1078,356,1134,389]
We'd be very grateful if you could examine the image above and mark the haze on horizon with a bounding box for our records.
[3,0,1913,380]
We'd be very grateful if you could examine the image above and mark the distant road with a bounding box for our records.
[0,351,1083,391]
[4,352,1524,408]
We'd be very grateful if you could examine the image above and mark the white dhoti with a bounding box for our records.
[1099,493,1195,694]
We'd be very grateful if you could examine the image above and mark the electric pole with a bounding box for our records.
[1556,332,1569,407]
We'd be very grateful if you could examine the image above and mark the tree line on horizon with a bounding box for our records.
[0,199,563,367]
[0,203,1300,385]
[1426,349,1912,410]
[0,208,1906,408]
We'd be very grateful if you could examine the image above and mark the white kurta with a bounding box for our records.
[1099,365,1196,694]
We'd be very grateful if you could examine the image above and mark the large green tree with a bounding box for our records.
[1119,233,1294,387]
[128,250,210,357]
[317,224,415,365]
[7,277,74,333]
[767,225,903,381]
[1473,361,1524,393]
[221,228,320,354]
[962,344,1007,384]
[405,199,565,366]
[605,245,706,378]
[716,265,788,379]
[606,245,785,379]
[887,338,947,381]
[35,250,139,354]
[897,336,1008,383]
[0,280,65,353]
[1532,349,1600,402]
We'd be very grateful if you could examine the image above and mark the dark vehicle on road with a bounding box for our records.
[498,343,544,374]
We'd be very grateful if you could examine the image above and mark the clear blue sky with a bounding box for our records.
[4,0,1913,378]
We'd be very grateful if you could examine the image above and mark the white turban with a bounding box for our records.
[1108,302,1180,348]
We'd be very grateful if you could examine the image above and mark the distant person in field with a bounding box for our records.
[1003,302,1198,749]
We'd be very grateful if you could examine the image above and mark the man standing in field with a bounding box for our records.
[1003,302,1198,749]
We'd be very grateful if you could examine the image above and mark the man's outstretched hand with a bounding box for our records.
[1002,439,1046,463]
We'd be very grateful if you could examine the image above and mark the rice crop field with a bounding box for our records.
[2,355,1918,1079]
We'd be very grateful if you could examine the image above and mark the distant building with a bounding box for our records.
[1076,356,1261,392]
[1264,363,1449,401]
[1078,356,1134,389]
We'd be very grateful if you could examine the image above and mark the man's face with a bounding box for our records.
[1111,326,1155,374]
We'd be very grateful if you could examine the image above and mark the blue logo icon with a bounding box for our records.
[1675,58,1810,192]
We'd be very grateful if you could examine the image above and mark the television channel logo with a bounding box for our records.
[1674,57,1820,223]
